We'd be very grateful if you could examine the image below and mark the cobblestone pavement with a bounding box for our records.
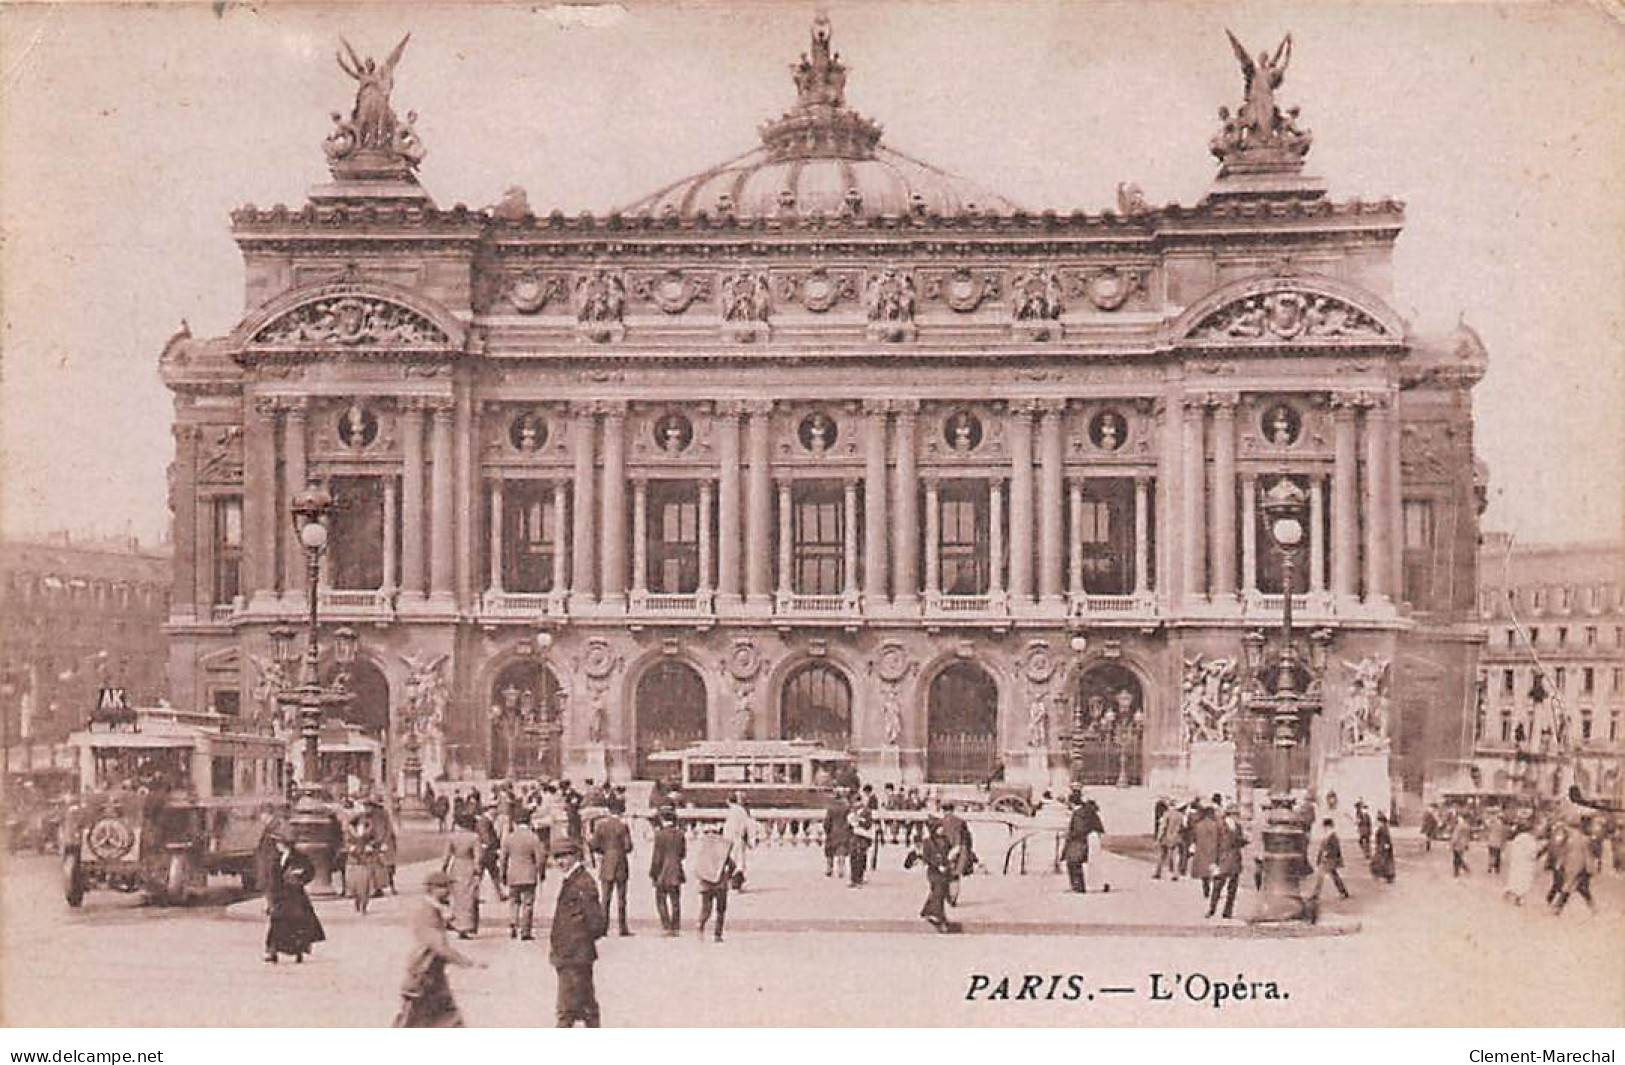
[3,835,1620,1026]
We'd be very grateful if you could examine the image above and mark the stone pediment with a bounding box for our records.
[1176,275,1402,348]
[232,276,467,361]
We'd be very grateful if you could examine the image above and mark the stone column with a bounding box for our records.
[454,392,476,608]
[281,399,308,597]
[716,405,743,607]
[988,476,1006,599]
[1208,395,1238,600]
[1363,395,1393,604]
[1037,401,1066,605]
[1331,394,1359,601]
[382,477,398,594]
[842,479,859,598]
[1156,397,1179,606]
[1133,474,1151,597]
[488,478,504,593]
[570,405,597,606]
[862,401,889,604]
[1008,401,1035,604]
[631,478,648,595]
[1309,473,1327,593]
[923,477,941,599]
[551,480,569,595]
[171,425,199,618]
[1242,474,1259,597]
[1386,394,1405,603]
[698,479,714,596]
[599,403,628,610]
[1181,397,1207,603]
[745,401,774,609]
[399,401,426,600]
[776,479,793,600]
[429,400,455,602]
[243,396,279,606]
[195,489,214,612]
[1067,478,1085,598]
[891,401,920,608]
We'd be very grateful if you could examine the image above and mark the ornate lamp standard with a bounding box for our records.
[1067,634,1089,787]
[274,485,357,896]
[1243,477,1327,923]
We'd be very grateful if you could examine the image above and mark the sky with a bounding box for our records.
[1,0,1621,548]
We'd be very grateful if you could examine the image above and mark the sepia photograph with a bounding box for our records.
[0,0,1622,1037]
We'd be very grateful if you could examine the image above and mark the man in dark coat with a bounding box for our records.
[474,805,506,901]
[939,803,975,904]
[823,790,851,878]
[549,838,607,1027]
[1189,802,1221,900]
[589,796,634,936]
[1062,795,1093,893]
[649,807,686,935]
[262,827,326,963]
[1312,818,1351,899]
[1206,807,1248,919]
[393,870,485,1027]
[1354,801,1373,860]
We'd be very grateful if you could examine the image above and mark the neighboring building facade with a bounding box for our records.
[1,535,171,747]
[160,20,1485,802]
[1469,535,1625,803]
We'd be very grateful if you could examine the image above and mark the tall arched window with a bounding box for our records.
[926,662,998,783]
[635,660,708,779]
[780,662,852,750]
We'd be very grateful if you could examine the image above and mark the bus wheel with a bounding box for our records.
[63,852,85,908]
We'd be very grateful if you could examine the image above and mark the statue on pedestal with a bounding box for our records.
[1340,657,1391,751]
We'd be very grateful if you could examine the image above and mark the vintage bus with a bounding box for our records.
[62,707,287,906]
[644,739,855,808]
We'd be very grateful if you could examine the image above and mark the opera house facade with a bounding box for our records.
[160,19,1486,811]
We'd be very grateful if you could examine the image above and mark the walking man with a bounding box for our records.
[1206,806,1248,919]
[1485,809,1507,874]
[1551,819,1600,915]
[500,807,544,940]
[1314,818,1352,899]
[1153,801,1185,881]
[393,870,486,1028]
[693,824,737,941]
[589,795,634,936]
[1354,801,1373,861]
[848,806,875,887]
[649,806,686,936]
[549,838,607,1027]
[1449,812,1473,877]
[1190,802,1220,901]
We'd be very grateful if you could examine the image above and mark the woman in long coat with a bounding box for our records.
[1502,823,1541,905]
[344,812,381,915]
[263,829,326,963]
[1369,812,1396,882]
[441,814,482,937]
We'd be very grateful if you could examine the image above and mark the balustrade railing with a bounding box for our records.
[319,588,395,613]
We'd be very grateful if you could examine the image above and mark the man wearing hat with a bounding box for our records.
[589,795,634,936]
[500,807,545,940]
[393,870,485,1027]
[549,837,606,1027]
[1206,806,1248,920]
[649,806,686,935]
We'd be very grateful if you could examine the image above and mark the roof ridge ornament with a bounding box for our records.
[759,14,882,162]
[1209,30,1313,178]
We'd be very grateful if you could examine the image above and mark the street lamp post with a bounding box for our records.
[276,485,357,897]
[1245,477,1321,923]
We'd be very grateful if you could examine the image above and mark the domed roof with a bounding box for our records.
[621,17,1021,222]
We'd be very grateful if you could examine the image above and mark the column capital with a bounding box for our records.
[988,473,1009,489]
[921,473,943,491]
[428,397,456,421]
[1205,391,1241,414]
[843,477,862,492]
[1330,391,1364,417]
[1007,398,1041,417]
[1133,471,1153,487]
[860,398,892,416]
[740,398,776,416]
[250,395,282,419]
[1180,394,1208,416]
[595,398,629,419]
[891,398,921,419]
[567,400,600,419]
[715,400,751,419]
[1359,390,1394,414]
[281,396,311,419]
[172,423,204,443]
[1033,397,1068,414]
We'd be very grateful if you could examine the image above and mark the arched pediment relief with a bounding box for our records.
[232,277,467,360]
[1175,275,1403,348]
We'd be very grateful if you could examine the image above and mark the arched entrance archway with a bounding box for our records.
[780,662,852,750]
[635,660,707,780]
[1070,663,1145,785]
[927,662,998,783]
[489,661,564,780]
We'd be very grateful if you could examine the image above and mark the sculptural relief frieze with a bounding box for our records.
[1339,657,1391,752]
[863,268,918,341]
[505,273,569,315]
[1187,290,1387,343]
[1064,266,1150,312]
[1399,422,1463,481]
[1181,653,1242,745]
[631,270,714,315]
[775,269,859,313]
[574,270,627,342]
[196,425,244,486]
[921,268,1001,313]
[252,296,449,349]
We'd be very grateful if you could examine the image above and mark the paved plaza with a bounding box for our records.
[3,827,1620,1027]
